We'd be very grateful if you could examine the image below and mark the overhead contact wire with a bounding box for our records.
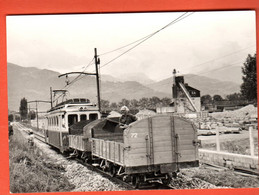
[100,12,194,68]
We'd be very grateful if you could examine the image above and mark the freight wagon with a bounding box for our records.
[69,114,200,187]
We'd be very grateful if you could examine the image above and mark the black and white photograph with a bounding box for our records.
[7,11,258,193]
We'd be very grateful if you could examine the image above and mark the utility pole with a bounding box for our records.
[94,48,101,112]
[28,100,51,131]
[58,48,101,112]
[50,87,53,108]
[172,69,177,113]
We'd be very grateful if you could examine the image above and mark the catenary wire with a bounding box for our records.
[114,59,250,97]
[52,57,95,103]
[99,12,191,56]
[100,12,194,69]
[55,12,195,103]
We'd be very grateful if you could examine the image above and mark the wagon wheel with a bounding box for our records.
[162,173,173,185]
[132,175,140,189]
[161,178,171,185]
[109,165,116,177]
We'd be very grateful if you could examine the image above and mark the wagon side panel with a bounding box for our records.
[124,116,176,167]
[124,115,199,169]
[124,119,150,167]
[91,138,124,166]
[69,135,89,151]
[174,117,199,163]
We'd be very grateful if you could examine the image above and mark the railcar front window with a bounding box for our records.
[89,113,98,121]
[80,114,87,121]
[68,114,78,127]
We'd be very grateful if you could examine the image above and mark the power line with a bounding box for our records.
[190,44,256,69]
[114,59,247,96]
[99,12,191,56]
[100,12,194,69]
[52,12,194,102]
[52,57,95,103]
[68,57,95,86]
[144,45,256,89]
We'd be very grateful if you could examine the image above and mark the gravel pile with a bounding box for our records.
[170,172,224,189]
[64,163,126,191]
[210,104,257,121]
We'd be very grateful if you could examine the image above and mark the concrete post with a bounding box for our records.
[216,126,220,152]
[249,126,255,157]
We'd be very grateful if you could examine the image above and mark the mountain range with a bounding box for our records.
[7,62,241,112]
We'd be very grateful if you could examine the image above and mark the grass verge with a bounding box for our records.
[202,137,258,155]
[9,129,75,193]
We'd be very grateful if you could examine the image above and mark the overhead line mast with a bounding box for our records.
[94,48,101,112]
[27,100,51,130]
[58,48,101,112]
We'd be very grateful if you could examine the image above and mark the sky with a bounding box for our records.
[6,11,256,81]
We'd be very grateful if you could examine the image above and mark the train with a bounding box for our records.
[35,98,200,187]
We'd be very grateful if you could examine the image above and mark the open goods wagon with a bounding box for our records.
[90,115,199,185]
[68,117,123,158]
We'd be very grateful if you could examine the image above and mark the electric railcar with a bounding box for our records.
[44,98,101,152]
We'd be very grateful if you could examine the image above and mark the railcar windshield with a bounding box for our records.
[89,113,98,121]
[80,114,87,121]
[68,114,78,127]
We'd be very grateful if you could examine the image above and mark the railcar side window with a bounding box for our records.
[80,114,87,121]
[62,115,65,128]
[89,113,98,121]
[68,114,78,127]
[57,116,59,126]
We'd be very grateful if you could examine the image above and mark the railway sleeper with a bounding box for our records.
[127,172,175,188]
[83,155,175,188]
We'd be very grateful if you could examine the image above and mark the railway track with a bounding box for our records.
[30,128,174,190]
[203,162,259,178]
[33,131,46,142]
[71,157,174,190]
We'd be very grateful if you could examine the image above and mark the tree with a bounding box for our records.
[110,102,118,110]
[119,99,130,108]
[28,110,36,120]
[15,115,21,121]
[129,99,139,109]
[149,96,161,109]
[213,95,223,102]
[201,95,212,105]
[226,93,244,101]
[100,99,110,111]
[139,97,149,109]
[8,114,14,122]
[19,97,28,120]
[161,97,172,106]
[241,54,257,101]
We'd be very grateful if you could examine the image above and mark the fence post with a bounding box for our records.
[216,126,220,152]
[249,126,255,157]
